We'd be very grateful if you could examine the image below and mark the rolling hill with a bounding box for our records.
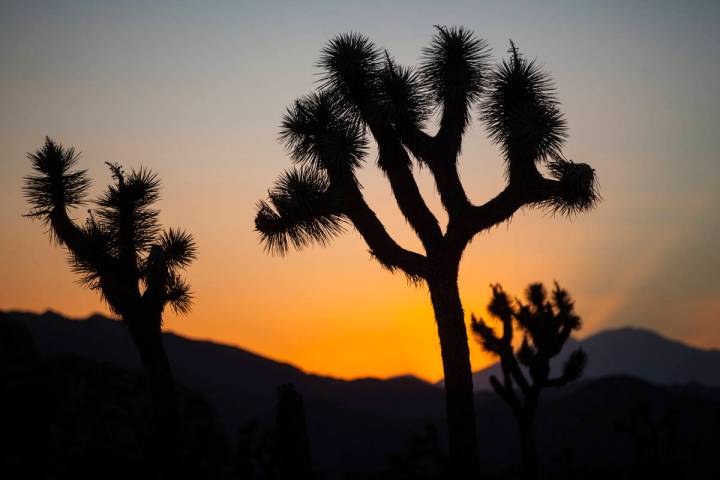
[464,327,720,391]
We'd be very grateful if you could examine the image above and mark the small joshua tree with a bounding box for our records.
[24,137,196,473]
[471,283,587,479]
[255,27,599,476]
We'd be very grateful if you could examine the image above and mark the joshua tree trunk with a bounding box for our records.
[519,409,538,480]
[429,268,478,477]
[126,313,179,478]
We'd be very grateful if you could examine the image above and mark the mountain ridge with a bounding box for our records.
[26,308,431,385]
[461,325,720,390]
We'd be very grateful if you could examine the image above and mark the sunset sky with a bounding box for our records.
[1,0,718,381]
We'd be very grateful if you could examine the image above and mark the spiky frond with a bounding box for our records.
[95,163,162,259]
[551,281,573,314]
[550,281,581,330]
[470,314,504,354]
[487,283,514,323]
[525,282,548,313]
[318,32,382,115]
[544,158,600,215]
[165,273,193,316]
[159,228,197,269]
[24,137,91,222]
[420,26,490,133]
[379,54,431,131]
[480,42,567,170]
[280,90,367,176]
[255,167,347,255]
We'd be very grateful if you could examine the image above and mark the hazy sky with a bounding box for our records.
[1,0,718,381]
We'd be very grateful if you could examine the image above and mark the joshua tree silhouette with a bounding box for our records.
[275,384,314,480]
[24,137,196,477]
[255,27,598,476]
[471,282,587,479]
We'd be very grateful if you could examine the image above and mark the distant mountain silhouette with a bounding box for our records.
[462,327,720,391]
[4,310,720,478]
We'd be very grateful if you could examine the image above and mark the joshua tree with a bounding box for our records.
[255,27,598,476]
[471,282,587,479]
[24,137,196,475]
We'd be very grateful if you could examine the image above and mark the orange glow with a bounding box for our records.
[5,164,716,381]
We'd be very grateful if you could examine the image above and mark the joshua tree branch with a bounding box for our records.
[503,351,531,395]
[49,208,111,275]
[490,374,521,414]
[142,245,169,312]
[396,127,471,222]
[370,125,443,251]
[397,125,433,160]
[499,309,513,345]
[429,160,471,222]
[448,177,568,246]
[338,178,427,280]
[435,98,468,157]
[48,209,89,252]
[49,207,137,314]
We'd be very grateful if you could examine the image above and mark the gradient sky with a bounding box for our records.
[1,0,718,381]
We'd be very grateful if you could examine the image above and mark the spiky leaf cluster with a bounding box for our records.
[420,26,491,134]
[158,228,197,269]
[146,227,196,316]
[378,56,431,131]
[263,89,366,256]
[24,137,91,228]
[480,43,567,170]
[318,33,432,136]
[318,28,491,137]
[545,159,600,215]
[470,313,504,354]
[145,240,195,317]
[514,282,581,357]
[95,163,162,262]
[255,167,346,255]
[24,138,196,317]
[319,32,382,116]
[280,90,367,176]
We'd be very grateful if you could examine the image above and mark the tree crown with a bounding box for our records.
[255,27,600,280]
[471,282,587,394]
[24,137,196,317]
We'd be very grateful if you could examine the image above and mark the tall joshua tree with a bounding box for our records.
[255,27,599,476]
[471,283,587,479]
[24,137,196,474]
